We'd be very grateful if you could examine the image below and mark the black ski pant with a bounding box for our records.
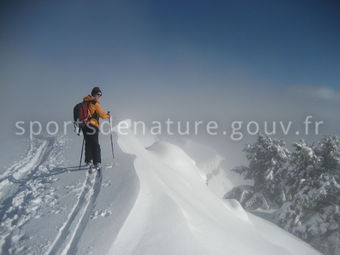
[82,125,101,165]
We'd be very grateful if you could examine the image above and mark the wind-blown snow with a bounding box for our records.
[0,119,321,255]
[108,119,320,255]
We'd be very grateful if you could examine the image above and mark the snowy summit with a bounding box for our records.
[0,120,321,255]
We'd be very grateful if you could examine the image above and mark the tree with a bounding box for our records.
[226,135,340,255]
[275,137,340,255]
[227,134,290,209]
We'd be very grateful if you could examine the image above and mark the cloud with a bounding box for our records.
[293,85,340,101]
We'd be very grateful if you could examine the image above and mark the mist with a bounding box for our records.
[1,0,340,167]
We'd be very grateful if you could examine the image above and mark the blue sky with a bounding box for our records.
[1,0,340,124]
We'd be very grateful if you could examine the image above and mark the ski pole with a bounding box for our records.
[109,112,114,160]
[79,137,85,170]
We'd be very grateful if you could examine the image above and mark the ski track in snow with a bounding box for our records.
[0,137,56,254]
[0,139,49,196]
[47,170,102,255]
[0,134,105,255]
[0,135,100,255]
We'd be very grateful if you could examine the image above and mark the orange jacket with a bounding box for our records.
[83,95,110,128]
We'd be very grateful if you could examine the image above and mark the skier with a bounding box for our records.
[82,87,110,171]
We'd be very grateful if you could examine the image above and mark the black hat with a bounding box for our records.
[91,87,102,96]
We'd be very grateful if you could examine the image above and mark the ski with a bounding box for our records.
[88,165,102,174]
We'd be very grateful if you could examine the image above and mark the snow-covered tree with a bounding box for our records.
[285,140,319,200]
[316,136,340,174]
[227,134,290,209]
[276,137,340,255]
[226,135,340,255]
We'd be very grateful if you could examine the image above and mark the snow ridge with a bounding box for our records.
[109,120,321,255]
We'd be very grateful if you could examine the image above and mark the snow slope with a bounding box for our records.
[167,138,252,197]
[109,120,321,255]
[0,119,321,255]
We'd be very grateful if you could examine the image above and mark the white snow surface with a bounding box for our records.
[0,119,321,255]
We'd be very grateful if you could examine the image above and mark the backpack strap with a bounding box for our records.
[87,100,99,122]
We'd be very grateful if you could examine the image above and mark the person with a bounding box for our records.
[82,87,110,170]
